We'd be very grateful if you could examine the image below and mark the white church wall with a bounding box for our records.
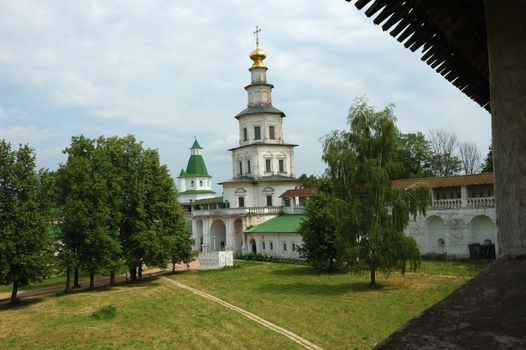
[404,207,497,258]
[246,233,303,259]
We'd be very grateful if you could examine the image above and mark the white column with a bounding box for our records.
[461,186,468,208]
[226,218,234,251]
[202,218,210,253]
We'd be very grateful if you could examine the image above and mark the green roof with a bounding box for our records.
[191,196,224,205]
[245,215,305,234]
[179,190,216,195]
[178,169,187,177]
[191,138,202,149]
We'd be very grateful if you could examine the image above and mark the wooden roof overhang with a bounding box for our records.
[346,0,490,111]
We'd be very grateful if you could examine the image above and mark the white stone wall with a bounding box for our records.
[238,114,284,146]
[404,207,497,258]
[222,181,299,208]
[231,144,296,179]
[246,232,303,259]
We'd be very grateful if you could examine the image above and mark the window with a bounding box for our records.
[292,243,296,252]
[254,126,261,140]
[283,242,287,251]
[270,242,273,250]
[239,161,243,175]
[220,241,225,249]
[262,241,266,250]
[247,160,251,173]
[199,180,203,187]
[269,126,275,139]
[238,196,245,207]
[265,159,271,172]
[266,195,272,207]
[191,180,195,187]
[278,159,284,173]
[243,128,248,141]
[284,198,290,207]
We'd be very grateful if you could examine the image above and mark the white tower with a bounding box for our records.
[177,138,215,204]
[220,29,300,208]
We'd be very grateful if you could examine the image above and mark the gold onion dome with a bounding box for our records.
[249,45,266,68]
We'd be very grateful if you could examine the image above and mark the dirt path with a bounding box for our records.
[0,260,200,305]
[162,276,325,350]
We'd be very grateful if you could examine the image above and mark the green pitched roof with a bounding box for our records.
[179,190,215,195]
[178,169,187,177]
[191,138,202,149]
[185,154,210,177]
[245,215,305,234]
[191,196,224,205]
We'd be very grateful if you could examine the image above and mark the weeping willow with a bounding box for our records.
[322,97,431,286]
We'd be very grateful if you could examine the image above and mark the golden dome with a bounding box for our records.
[249,45,266,68]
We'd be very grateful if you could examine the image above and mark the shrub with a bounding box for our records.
[91,304,117,320]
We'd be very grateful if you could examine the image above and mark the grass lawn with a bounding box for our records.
[169,258,490,349]
[0,272,91,293]
[0,278,303,350]
[0,259,490,349]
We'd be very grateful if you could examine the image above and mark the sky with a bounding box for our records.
[0,0,491,192]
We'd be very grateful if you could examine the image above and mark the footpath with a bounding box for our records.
[0,260,199,305]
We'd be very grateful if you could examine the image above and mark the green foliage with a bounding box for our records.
[395,132,433,179]
[170,228,194,270]
[321,98,430,286]
[0,140,54,302]
[298,173,321,188]
[235,253,306,265]
[298,187,339,270]
[55,135,191,282]
[481,144,493,172]
[91,304,117,320]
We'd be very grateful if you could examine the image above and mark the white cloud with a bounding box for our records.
[0,0,492,180]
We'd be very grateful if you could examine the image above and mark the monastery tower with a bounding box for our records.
[219,30,300,208]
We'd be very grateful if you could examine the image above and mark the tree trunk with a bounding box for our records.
[370,265,376,287]
[138,264,143,279]
[89,272,95,289]
[172,262,176,273]
[65,267,71,292]
[73,267,81,288]
[329,258,334,271]
[11,281,18,304]
[129,267,136,281]
[110,271,115,286]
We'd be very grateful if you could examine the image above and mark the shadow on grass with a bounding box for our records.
[0,297,45,310]
[270,265,348,277]
[256,281,397,296]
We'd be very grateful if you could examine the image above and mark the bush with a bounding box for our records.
[91,304,117,320]
[234,253,306,265]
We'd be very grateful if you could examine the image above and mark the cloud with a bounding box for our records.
[0,0,492,182]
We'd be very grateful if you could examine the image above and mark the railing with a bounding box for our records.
[466,197,495,208]
[293,207,306,214]
[432,197,495,210]
[432,199,462,209]
[248,206,283,215]
[192,206,283,217]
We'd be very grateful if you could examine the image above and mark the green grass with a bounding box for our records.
[0,259,490,349]
[169,259,490,349]
[0,272,91,293]
[0,278,303,350]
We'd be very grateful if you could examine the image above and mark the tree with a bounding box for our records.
[169,229,194,272]
[322,98,429,286]
[459,142,481,175]
[56,136,121,289]
[0,140,53,303]
[395,132,433,179]
[298,174,321,188]
[298,182,339,270]
[428,129,461,176]
[481,144,493,172]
